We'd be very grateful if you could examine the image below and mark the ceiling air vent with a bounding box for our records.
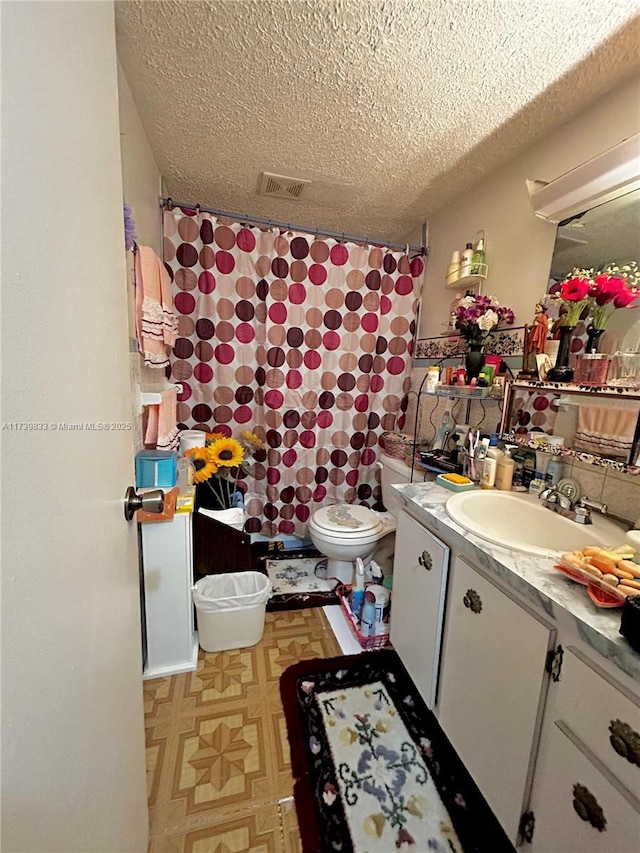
[258,172,311,200]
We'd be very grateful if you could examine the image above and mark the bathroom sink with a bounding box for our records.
[445,490,625,557]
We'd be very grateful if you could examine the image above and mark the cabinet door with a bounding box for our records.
[531,721,639,852]
[437,555,555,843]
[390,510,449,709]
[141,514,198,678]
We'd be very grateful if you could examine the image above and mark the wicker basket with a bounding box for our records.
[380,431,415,460]
[336,584,391,650]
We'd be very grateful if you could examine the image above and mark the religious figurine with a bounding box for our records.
[529,302,549,354]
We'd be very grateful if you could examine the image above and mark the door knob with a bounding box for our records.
[123,486,164,521]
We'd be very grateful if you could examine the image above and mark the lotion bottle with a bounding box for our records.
[481,456,497,489]
[460,243,474,278]
[495,445,515,491]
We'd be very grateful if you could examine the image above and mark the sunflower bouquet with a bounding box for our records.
[186,430,264,509]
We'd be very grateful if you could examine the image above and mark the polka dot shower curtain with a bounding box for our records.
[163,207,423,537]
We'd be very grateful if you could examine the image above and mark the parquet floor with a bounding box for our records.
[144,607,342,852]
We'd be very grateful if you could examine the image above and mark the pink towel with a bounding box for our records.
[144,388,179,450]
[134,245,177,368]
[574,404,636,460]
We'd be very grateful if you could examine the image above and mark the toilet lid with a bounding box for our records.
[313,504,382,535]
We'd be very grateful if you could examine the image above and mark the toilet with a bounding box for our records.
[308,453,414,585]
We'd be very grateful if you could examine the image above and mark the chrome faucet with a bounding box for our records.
[538,487,608,525]
[539,485,572,512]
[574,496,608,525]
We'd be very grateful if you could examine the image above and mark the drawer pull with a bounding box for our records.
[609,719,640,767]
[418,550,433,571]
[463,589,482,614]
[572,783,607,832]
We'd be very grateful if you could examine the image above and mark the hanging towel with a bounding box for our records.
[144,388,179,451]
[134,245,177,368]
[574,404,636,460]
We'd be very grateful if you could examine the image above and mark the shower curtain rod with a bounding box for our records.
[161,197,428,255]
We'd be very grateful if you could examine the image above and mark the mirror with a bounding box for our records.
[545,187,640,354]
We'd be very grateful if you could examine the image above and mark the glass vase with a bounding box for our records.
[547,325,575,382]
[465,344,484,381]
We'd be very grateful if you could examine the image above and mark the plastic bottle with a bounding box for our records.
[481,456,497,489]
[545,457,564,487]
[446,252,461,286]
[360,591,377,637]
[351,558,365,620]
[495,446,515,491]
[470,238,486,276]
[460,243,474,278]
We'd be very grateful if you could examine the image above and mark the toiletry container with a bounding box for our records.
[545,456,564,486]
[495,446,515,491]
[446,253,461,286]
[481,456,497,489]
[460,243,474,278]
[426,366,440,393]
[351,558,365,620]
[470,238,486,276]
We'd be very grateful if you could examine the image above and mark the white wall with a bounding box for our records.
[421,75,640,338]
[1,3,148,849]
[117,62,165,452]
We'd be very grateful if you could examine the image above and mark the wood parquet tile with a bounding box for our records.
[145,607,342,851]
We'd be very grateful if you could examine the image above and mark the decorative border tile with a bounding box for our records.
[415,328,526,360]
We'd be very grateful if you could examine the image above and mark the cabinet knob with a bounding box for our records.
[463,588,482,614]
[609,719,640,767]
[418,550,432,571]
[572,783,607,832]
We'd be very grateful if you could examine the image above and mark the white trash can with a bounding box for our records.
[192,572,272,652]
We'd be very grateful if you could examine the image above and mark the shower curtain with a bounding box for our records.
[164,207,423,537]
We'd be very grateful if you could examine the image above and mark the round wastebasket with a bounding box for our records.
[192,571,272,652]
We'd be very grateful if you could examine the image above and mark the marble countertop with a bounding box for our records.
[393,482,640,683]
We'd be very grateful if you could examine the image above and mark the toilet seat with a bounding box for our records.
[311,504,383,536]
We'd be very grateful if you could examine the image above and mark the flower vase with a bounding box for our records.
[585,326,605,354]
[547,325,575,382]
[465,344,484,381]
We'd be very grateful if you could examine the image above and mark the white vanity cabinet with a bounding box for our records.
[390,510,450,709]
[527,646,640,851]
[435,555,556,843]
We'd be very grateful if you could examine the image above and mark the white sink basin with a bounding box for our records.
[445,490,625,557]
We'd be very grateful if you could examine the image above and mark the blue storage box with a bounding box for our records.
[135,450,177,488]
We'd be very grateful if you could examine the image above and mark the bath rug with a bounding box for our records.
[264,552,340,611]
[280,649,514,853]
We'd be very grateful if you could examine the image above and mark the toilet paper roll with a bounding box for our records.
[179,430,207,455]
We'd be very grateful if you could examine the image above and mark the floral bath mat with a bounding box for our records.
[280,649,514,852]
[264,552,340,611]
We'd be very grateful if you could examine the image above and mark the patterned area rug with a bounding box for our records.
[280,650,515,853]
[264,552,340,611]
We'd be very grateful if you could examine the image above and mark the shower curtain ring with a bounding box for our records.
[195,203,201,215]
[166,197,173,211]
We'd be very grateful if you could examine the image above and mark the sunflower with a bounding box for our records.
[208,437,244,468]
[185,446,218,483]
[205,431,226,446]
[241,429,265,451]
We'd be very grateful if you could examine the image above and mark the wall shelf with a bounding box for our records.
[445,270,488,291]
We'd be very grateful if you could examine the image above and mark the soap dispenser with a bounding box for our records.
[495,445,516,491]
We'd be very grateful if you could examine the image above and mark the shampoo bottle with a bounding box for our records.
[446,252,461,286]
[470,238,486,276]
[495,445,515,491]
[460,243,474,278]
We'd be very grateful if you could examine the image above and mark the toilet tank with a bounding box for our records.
[378,453,413,517]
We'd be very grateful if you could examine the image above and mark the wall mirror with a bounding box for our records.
[546,187,640,353]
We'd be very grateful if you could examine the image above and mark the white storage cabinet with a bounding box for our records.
[141,513,198,678]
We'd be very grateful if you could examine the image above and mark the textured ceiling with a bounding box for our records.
[115,0,640,245]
